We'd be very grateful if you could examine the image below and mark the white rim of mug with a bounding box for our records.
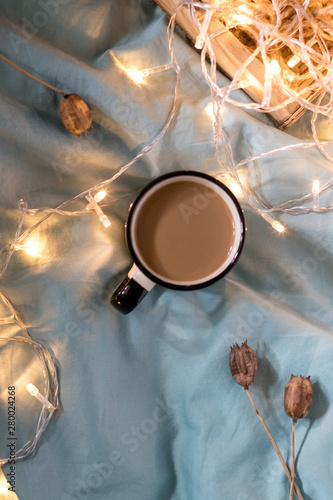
[126,171,245,290]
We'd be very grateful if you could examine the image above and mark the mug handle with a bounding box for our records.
[110,264,155,314]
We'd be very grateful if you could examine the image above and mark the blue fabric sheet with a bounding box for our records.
[0,1,333,499]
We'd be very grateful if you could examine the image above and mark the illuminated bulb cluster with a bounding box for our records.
[200,0,333,112]
[184,0,333,229]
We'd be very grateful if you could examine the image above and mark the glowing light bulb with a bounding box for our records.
[0,481,7,494]
[94,190,107,203]
[268,60,281,75]
[99,215,111,228]
[85,193,111,228]
[287,55,300,68]
[26,383,38,396]
[272,221,285,233]
[204,102,215,119]
[122,61,174,85]
[262,60,281,107]
[24,238,41,257]
[239,4,252,17]
[239,4,250,12]
[14,235,44,258]
[231,4,252,25]
[228,179,243,198]
[26,383,56,412]
[245,75,257,87]
[0,467,19,498]
[223,172,245,198]
[237,74,257,89]
[126,69,145,85]
[114,59,146,85]
[260,212,285,232]
[312,180,320,210]
[312,180,320,194]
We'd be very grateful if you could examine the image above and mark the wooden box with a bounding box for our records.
[153,0,322,129]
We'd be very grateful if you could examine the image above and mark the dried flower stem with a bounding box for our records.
[289,419,296,500]
[0,53,66,95]
[245,388,303,500]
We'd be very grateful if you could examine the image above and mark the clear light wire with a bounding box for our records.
[172,0,333,224]
[0,34,182,462]
[0,293,58,466]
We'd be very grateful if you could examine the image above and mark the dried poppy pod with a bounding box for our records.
[58,94,93,137]
[284,375,314,420]
[229,340,257,388]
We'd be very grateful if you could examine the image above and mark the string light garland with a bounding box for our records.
[0,47,182,467]
[80,0,333,230]
[192,0,333,115]
[175,0,333,230]
[0,50,180,460]
[1,1,333,238]
[0,292,59,467]
[1,0,333,471]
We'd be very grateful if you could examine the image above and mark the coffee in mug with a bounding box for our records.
[111,171,245,314]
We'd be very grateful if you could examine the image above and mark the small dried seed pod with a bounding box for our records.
[58,94,93,137]
[229,340,257,388]
[284,375,314,420]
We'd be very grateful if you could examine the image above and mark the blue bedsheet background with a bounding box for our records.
[0,1,332,499]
